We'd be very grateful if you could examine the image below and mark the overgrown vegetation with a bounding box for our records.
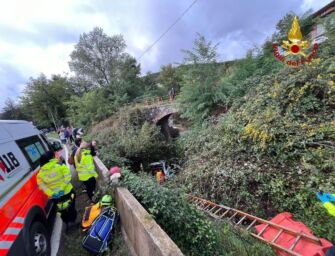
[2,8,334,254]
[90,106,178,170]
[120,169,274,256]
[172,12,335,241]
[89,11,335,251]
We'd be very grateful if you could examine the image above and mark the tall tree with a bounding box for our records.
[20,74,72,127]
[67,27,144,126]
[157,64,182,92]
[1,98,26,120]
[178,33,222,123]
[69,27,140,89]
[182,33,219,64]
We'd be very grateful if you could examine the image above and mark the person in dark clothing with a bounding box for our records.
[327,245,335,256]
[169,87,176,101]
[64,128,69,144]
[72,128,77,139]
[68,138,82,167]
[52,191,77,225]
[68,127,73,144]
[89,140,99,157]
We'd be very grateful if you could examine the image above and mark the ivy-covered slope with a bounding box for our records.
[175,54,335,241]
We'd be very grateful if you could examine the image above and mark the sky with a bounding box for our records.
[0,0,332,109]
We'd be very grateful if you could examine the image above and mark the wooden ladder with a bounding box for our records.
[188,195,323,256]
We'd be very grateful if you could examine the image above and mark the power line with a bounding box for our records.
[138,0,199,60]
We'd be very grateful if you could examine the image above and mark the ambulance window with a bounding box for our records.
[35,141,46,155]
[40,134,51,151]
[16,135,47,170]
[24,144,41,163]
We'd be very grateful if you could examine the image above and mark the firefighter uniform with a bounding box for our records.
[37,158,77,223]
[317,192,335,217]
[75,149,98,200]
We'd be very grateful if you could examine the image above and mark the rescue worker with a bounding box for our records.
[316,192,335,256]
[156,169,165,183]
[327,246,335,256]
[37,151,77,229]
[75,141,98,200]
[316,192,335,217]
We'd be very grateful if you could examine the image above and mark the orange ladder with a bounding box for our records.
[188,195,324,256]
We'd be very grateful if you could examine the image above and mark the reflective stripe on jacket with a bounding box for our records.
[322,194,335,217]
[323,202,335,217]
[37,158,73,198]
[75,149,98,181]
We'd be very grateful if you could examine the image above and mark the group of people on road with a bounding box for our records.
[58,126,83,144]
[36,136,99,230]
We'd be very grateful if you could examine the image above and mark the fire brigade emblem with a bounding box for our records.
[272,15,318,67]
[281,16,309,57]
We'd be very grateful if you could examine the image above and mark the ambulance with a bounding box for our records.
[0,120,63,256]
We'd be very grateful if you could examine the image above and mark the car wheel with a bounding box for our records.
[29,222,50,256]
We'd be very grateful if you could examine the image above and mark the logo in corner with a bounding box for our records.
[273,16,318,67]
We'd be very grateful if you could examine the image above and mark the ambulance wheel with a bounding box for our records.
[29,222,51,256]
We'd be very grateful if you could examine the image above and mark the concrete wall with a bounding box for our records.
[115,187,183,256]
[93,157,183,256]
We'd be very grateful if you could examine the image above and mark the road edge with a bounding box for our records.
[50,142,69,256]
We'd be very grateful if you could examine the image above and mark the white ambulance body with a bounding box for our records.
[0,120,61,256]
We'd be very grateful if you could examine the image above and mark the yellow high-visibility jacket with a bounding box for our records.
[322,195,335,217]
[37,158,73,198]
[75,149,98,181]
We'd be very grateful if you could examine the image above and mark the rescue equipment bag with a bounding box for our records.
[82,207,118,254]
[82,195,113,231]
[82,203,103,231]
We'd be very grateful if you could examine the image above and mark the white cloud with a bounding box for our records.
[0,41,74,77]
[301,0,333,12]
[0,0,102,32]
[0,0,332,108]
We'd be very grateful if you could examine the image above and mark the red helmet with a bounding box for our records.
[109,166,121,175]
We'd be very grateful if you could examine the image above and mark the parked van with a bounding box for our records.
[0,120,62,256]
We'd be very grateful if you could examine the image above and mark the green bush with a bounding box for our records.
[90,107,178,169]
[120,170,274,256]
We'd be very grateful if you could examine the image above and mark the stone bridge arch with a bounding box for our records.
[152,107,177,124]
[143,104,179,139]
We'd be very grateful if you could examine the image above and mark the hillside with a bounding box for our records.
[174,53,335,241]
[89,12,335,254]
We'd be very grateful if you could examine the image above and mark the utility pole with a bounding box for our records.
[49,107,58,131]
[41,85,59,131]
